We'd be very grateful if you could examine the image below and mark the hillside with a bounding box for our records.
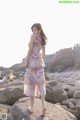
[0,43,80,73]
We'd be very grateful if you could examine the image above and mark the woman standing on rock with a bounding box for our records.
[24,23,47,116]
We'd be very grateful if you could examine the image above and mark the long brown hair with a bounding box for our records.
[31,23,47,45]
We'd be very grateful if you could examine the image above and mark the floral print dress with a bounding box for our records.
[24,34,46,97]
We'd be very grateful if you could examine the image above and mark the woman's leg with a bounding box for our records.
[41,95,46,116]
[30,96,35,111]
[41,96,46,117]
[41,95,46,110]
[39,83,46,115]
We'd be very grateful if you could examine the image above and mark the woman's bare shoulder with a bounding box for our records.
[28,34,35,46]
[31,34,38,38]
[30,34,40,42]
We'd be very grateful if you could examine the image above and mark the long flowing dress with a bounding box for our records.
[23,34,46,97]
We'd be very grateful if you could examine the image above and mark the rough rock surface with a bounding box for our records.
[9,97,77,120]
[0,85,24,105]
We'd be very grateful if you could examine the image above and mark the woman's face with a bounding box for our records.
[32,27,40,35]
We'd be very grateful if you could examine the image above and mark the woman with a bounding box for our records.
[24,23,47,116]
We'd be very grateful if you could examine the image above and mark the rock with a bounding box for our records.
[9,97,77,120]
[61,105,75,115]
[62,84,72,92]
[46,85,68,103]
[0,88,7,104]
[45,73,49,80]
[53,65,64,72]
[0,107,8,113]
[76,101,80,111]
[74,109,80,119]
[60,105,69,111]
[68,87,80,98]
[0,76,3,80]
[0,104,11,113]
[47,80,57,87]
[9,63,25,72]
[74,102,80,119]
[45,83,54,102]
[75,80,80,87]
[68,109,76,116]
[45,73,56,81]
[0,104,12,120]
[62,100,74,110]
[7,113,14,120]
[69,98,80,106]
[4,80,23,87]
[52,48,74,70]
[64,78,75,86]
[68,87,75,98]
[73,91,80,99]
[73,44,80,68]
[0,85,25,105]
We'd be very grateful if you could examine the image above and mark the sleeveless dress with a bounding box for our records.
[23,34,46,97]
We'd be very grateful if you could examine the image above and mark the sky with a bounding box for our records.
[0,0,80,67]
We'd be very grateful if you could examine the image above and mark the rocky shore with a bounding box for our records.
[0,70,80,120]
[0,44,80,119]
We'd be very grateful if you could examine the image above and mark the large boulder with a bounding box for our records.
[75,80,80,87]
[74,102,80,119]
[53,65,64,72]
[69,98,80,106]
[7,113,14,120]
[73,91,80,99]
[0,104,11,113]
[46,83,68,103]
[68,86,80,98]
[62,84,72,92]
[4,80,23,87]
[52,48,74,70]
[9,97,77,120]
[47,80,57,86]
[0,85,25,105]
[61,99,74,110]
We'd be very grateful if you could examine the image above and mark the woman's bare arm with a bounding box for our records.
[25,35,34,64]
[42,45,45,60]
